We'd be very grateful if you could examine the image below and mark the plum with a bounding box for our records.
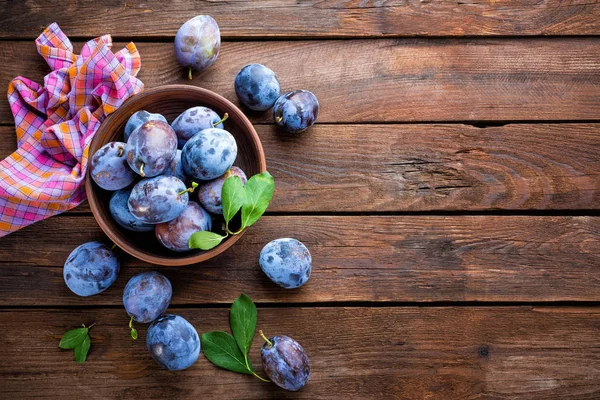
[147,314,200,371]
[273,90,319,133]
[128,176,190,224]
[261,334,311,391]
[162,149,189,185]
[181,128,237,180]
[174,16,220,79]
[109,188,155,232]
[63,241,120,297]
[123,271,172,323]
[156,201,212,252]
[90,141,136,191]
[125,120,177,177]
[171,106,227,148]
[197,166,247,214]
[259,238,311,289]
[234,64,281,111]
[124,110,168,141]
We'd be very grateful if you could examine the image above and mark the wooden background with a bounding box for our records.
[0,1,599,399]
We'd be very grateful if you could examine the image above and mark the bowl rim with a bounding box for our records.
[85,84,267,266]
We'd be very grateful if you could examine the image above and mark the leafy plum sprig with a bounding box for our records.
[58,323,95,364]
[201,294,270,382]
[189,171,274,250]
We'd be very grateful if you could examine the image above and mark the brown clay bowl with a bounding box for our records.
[85,85,266,266]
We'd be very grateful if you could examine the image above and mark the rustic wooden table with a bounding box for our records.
[1,2,599,399]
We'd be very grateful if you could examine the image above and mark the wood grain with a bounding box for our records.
[2,0,600,39]
[1,307,599,399]
[0,215,598,305]
[1,123,598,212]
[2,39,600,124]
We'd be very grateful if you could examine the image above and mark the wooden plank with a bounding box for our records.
[2,1,600,39]
[0,307,598,399]
[0,215,598,305]
[1,123,599,212]
[1,38,600,124]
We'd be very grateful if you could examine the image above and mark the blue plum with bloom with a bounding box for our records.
[125,120,177,177]
[147,314,201,371]
[171,107,225,148]
[181,128,237,180]
[123,271,172,323]
[128,176,189,224]
[261,335,311,391]
[63,241,120,297]
[109,188,155,232]
[124,110,168,141]
[155,201,212,252]
[90,141,136,191]
[234,64,281,111]
[273,90,319,133]
[259,238,312,289]
[162,149,189,185]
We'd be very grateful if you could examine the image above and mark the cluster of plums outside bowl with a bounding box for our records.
[86,85,266,266]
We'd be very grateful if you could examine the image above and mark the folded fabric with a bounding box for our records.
[0,23,143,237]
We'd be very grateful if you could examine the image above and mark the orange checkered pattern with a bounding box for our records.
[1,23,143,237]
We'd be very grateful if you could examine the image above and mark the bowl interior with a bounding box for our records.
[86,85,266,266]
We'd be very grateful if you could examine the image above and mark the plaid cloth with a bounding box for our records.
[0,23,143,237]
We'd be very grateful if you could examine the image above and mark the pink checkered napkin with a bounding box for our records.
[0,23,144,237]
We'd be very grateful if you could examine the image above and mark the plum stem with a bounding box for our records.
[129,316,138,340]
[259,330,272,347]
[86,323,96,330]
[251,371,271,383]
[188,66,193,80]
[117,146,124,157]
[213,113,229,126]
[111,243,117,251]
[275,116,283,123]
[177,182,198,196]
[139,162,145,177]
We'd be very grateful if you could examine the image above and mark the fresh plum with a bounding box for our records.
[128,176,189,224]
[155,201,212,252]
[109,188,155,232]
[125,120,177,177]
[181,128,237,180]
[90,141,136,191]
[123,271,172,323]
[234,64,281,111]
[171,106,226,149]
[124,111,168,141]
[174,16,220,79]
[147,314,200,371]
[197,166,247,214]
[259,238,312,289]
[261,334,311,391]
[273,90,319,133]
[63,241,120,297]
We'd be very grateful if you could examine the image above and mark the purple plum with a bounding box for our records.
[90,141,136,191]
[109,188,155,232]
[124,111,168,141]
[174,16,221,79]
[128,176,189,224]
[63,241,120,297]
[125,120,177,177]
[147,314,200,371]
[181,128,237,180]
[273,90,319,133]
[123,271,172,323]
[197,166,247,214]
[261,334,311,391]
[171,106,225,148]
[259,238,312,289]
[234,64,281,111]
[156,201,212,252]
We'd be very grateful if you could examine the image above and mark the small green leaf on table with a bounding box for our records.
[201,331,253,374]
[59,327,88,349]
[74,335,91,364]
[230,294,257,364]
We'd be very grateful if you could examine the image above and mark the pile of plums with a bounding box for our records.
[91,106,244,252]
[234,63,319,133]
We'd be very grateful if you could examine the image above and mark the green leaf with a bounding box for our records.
[222,175,245,226]
[201,331,253,375]
[59,327,88,349]
[241,171,274,229]
[229,294,257,359]
[74,335,91,364]
[189,231,227,250]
